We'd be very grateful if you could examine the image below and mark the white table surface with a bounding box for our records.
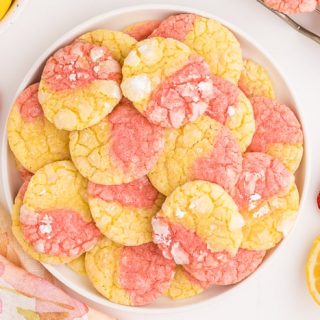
[0,0,320,319]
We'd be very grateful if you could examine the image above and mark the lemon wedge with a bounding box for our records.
[306,236,320,304]
[0,0,13,20]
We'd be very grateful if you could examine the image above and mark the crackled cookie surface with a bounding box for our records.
[233,153,298,250]
[148,115,242,196]
[249,97,304,172]
[205,76,255,151]
[88,176,164,245]
[241,183,299,250]
[121,37,214,128]
[151,13,243,84]
[238,59,275,99]
[12,161,101,264]
[183,245,266,285]
[164,266,206,300]
[123,20,161,41]
[78,29,137,65]
[233,152,294,211]
[70,98,165,185]
[85,239,175,306]
[39,41,122,130]
[264,0,317,13]
[152,181,244,262]
[7,83,70,173]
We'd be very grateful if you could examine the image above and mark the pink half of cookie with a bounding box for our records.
[263,0,317,13]
[233,152,294,210]
[151,13,196,41]
[205,76,240,124]
[0,255,88,318]
[152,217,265,285]
[42,41,121,91]
[145,55,214,128]
[109,99,165,177]
[20,205,101,258]
[124,20,162,41]
[192,125,243,195]
[15,83,43,123]
[119,242,175,306]
[88,176,159,208]
[249,96,303,151]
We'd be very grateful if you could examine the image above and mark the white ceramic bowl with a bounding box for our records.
[0,0,29,34]
[1,4,309,314]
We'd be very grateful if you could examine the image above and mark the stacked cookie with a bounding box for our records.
[7,13,303,306]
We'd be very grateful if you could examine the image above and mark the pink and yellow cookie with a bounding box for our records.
[152,183,264,286]
[205,76,255,152]
[148,115,242,196]
[263,0,317,13]
[68,254,87,275]
[164,266,207,300]
[234,152,299,250]
[12,161,102,264]
[152,180,245,263]
[87,176,164,245]
[238,59,275,99]
[70,98,165,185]
[249,96,304,172]
[151,13,243,84]
[7,83,70,173]
[38,41,122,131]
[85,239,175,306]
[121,37,214,128]
[123,20,161,41]
[78,29,137,65]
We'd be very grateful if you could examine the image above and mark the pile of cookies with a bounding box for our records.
[7,13,303,306]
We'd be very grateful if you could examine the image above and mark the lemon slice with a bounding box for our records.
[306,236,320,304]
[0,0,12,20]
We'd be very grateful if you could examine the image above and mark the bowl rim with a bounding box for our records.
[0,3,310,314]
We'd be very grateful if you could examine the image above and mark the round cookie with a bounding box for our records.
[78,29,137,65]
[38,41,122,131]
[87,176,164,246]
[183,246,266,285]
[85,239,175,306]
[70,98,165,185]
[121,37,214,128]
[238,59,275,99]
[164,266,206,300]
[152,181,245,262]
[7,83,70,173]
[12,161,102,264]
[151,13,243,84]
[68,254,87,275]
[148,115,243,196]
[123,20,161,41]
[248,97,304,172]
[233,153,299,250]
[263,0,317,13]
[205,76,255,152]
